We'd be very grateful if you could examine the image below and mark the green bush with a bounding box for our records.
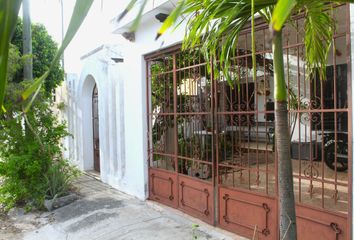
[0,23,76,211]
[45,160,80,200]
[11,19,64,94]
[0,97,79,211]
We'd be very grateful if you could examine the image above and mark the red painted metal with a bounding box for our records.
[145,4,351,239]
[296,204,347,240]
[178,175,214,224]
[345,4,353,239]
[149,168,178,208]
[219,187,276,239]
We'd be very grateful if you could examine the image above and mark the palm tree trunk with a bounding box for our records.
[272,29,297,240]
[23,0,32,81]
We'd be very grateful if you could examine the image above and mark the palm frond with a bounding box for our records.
[118,0,148,32]
[177,0,276,86]
[259,6,274,23]
[130,0,147,32]
[156,0,186,40]
[271,0,297,31]
[0,0,22,112]
[20,0,94,111]
[302,1,334,80]
[118,0,138,22]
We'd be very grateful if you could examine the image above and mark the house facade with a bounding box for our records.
[59,2,354,239]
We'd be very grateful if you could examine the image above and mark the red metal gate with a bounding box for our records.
[146,4,351,239]
[146,48,215,224]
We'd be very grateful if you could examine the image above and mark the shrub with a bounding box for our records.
[0,97,79,211]
[45,160,80,200]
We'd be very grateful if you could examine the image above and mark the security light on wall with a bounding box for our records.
[111,58,124,63]
[155,13,169,23]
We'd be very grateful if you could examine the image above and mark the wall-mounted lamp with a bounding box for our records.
[155,13,169,23]
[111,58,124,63]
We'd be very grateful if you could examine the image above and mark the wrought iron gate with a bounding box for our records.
[147,47,216,224]
[146,4,351,239]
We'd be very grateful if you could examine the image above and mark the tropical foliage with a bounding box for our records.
[0,0,94,113]
[11,19,64,94]
[0,98,79,210]
[0,29,79,211]
[0,1,84,211]
[155,1,339,86]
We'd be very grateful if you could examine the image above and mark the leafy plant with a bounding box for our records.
[0,85,77,210]
[0,0,94,113]
[11,19,64,94]
[0,17,79,210]
[45,160,80,200]
[191,224,199,240]
[7,44,22,82]
[0,1,21,112]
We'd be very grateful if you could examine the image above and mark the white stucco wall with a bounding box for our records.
[113,15,187,199]
[63,43,156,200]
[62,1,188,200]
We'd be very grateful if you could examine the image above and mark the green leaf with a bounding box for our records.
[21,72,48,101]
[0,0,22,112]
[129,0,147,32]
[156,0,186,40]
[303,1,333,81]
[271,0,297,31]
[251,0,256,83]
[23,82,42,113]
[118,0,138,22]
[20,0,94,105]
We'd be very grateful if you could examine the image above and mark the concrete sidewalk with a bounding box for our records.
[15,174,246,240]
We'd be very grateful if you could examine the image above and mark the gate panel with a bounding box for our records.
[296,205,347,240]
[214,4,350,239]
[219,187,276,239]
[215,24,278,238]
[149,168,178,208]
[178,175,214,224]
[147,49,216,225]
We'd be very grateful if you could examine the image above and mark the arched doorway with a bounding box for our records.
[92,84,100,172]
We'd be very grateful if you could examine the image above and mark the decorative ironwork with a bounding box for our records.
[203,188,210,216]
[222,193,271,236]
[180,181,210,216]
[330,222,342,240]
[150,173,174,201]
[262,203,271,236]
[151,173,155,196]
[180,181,185,206]
[168,177,174,200]
[303,162,319,179]
[222,194,230,223]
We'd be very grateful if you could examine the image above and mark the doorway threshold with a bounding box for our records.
[85,170,101,181]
